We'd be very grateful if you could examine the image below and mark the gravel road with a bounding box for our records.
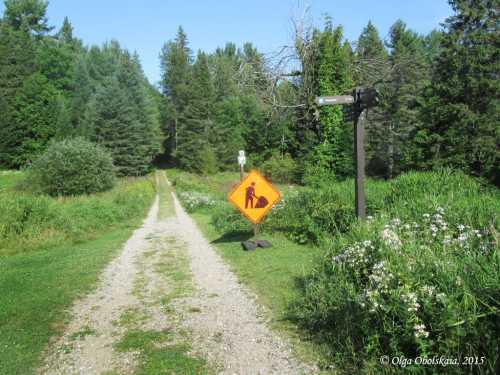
[39,177,316,375]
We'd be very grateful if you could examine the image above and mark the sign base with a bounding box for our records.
[241,239,272,251]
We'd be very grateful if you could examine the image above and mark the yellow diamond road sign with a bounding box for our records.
[228,170,281,225]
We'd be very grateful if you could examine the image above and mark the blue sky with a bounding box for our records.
[0,1,453,85]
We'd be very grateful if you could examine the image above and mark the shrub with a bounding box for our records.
[26,138,115,196]
[211,202,251,233]
[198,144,218,175]
[261,154,298,183]
[267,187,355,244]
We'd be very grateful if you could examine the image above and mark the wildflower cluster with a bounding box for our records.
[363,261,395,312]
[332,240,375,277]
[178,191,215,212]
[414,323,429,339]
[402,292,420,312]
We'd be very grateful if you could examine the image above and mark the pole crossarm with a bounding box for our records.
[315,95,355,106]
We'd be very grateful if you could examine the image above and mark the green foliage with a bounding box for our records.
[199,144,218,175]
[416,0,499,184]
[3,0,50,35]
[11,73,66,164]
[83,47,161,176]
[174,51,216,172]
[310,18,354,179]
[292,170,500,373]
[261,154,297,183]
[25,137,115,196]
[0,171,155,255]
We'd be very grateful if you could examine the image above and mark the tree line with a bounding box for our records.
[0,0,497,184]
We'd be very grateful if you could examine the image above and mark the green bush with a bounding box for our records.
[261,154,298,183]
[267,187,355,244]
[26,138,115,196]
[211,202,251,233]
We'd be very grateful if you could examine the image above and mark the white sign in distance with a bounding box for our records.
[238,150,246,166]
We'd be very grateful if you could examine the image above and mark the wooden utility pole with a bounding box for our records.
[316,87,379,220]
[353,90,366,219]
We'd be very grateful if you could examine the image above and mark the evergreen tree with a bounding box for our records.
[0,8,36,167]
[384,20,429,178]
[3,0,50,35]
[84,48,161,176]
[417,0,499,184]
[159,26,192,162]
[10,73,64,165]
[355,21,390,177]
[175,51,216,172]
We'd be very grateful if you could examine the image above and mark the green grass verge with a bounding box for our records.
[0,225,140,375]
[0,172,157,374]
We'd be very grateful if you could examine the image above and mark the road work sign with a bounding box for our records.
[228,170,280,224]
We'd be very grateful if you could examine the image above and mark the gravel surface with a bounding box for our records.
[38,185,316,375]
[171,192,316,375]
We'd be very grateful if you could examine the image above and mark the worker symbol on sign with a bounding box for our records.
[245,182,268,209]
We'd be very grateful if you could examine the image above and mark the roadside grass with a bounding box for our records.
[0,172,156,375]
[0,226,142,375]
[0,170,23,192]
[0,172,157,256]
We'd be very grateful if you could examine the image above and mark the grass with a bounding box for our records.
[0,172,157,256]
[156,170,175,220]
[0,171,156,375]
[115,330,209,375]
[0,226,142,375]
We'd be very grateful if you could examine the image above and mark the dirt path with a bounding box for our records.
[39,173,315,375]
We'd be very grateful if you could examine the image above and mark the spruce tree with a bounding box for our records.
[384,20,429,178]
[84,49,160,176]
[0,20,36,167]
[159,26,193,162]
[417,0,499,184]
[175,51,216,172]
[355,21,390,177]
